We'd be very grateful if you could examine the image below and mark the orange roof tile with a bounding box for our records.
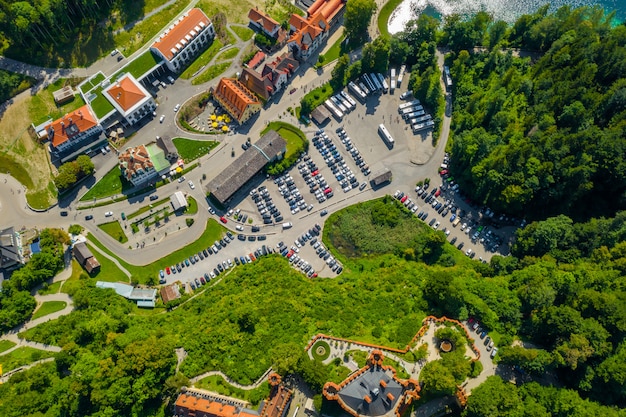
[288,11,328,50]
[307,0,344,20]
[152,8,211,61]
[248,8,280,34]
[46,104,99,148]
[213,78,261,122]
[105,75,147,112]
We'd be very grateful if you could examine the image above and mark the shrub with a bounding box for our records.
[186,218,194,227]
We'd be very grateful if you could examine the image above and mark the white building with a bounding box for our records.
[150,8,216,73]
[102,74,156,126]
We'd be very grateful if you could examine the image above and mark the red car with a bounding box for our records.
[311,170,319,176]
[401,195,408,203]
[312,273,318,278]
[249,253,256,262]
[435,190,441,197]
[324,187,332,195]
[220,216,227,224]
[165,266,171,275]
[440,169,449,176]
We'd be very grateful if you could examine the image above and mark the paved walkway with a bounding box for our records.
[0,357,56,383]
[189,366,273,389]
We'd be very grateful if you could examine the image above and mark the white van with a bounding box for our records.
[282,222,293,229]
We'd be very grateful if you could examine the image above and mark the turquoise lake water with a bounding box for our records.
[388,0,624,34]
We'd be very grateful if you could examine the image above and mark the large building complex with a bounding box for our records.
[323,351,420,417]
[43,105,104,162]
[151,8,216,73]
[118,143,170,187]
[206,130,286,205]
[175,373,292,417]
[288,0,346,60]
[239,52,300,101]
[102,74,157,126]
[212,78,263,125]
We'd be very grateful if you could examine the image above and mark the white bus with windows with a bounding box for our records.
[378,123,395,147]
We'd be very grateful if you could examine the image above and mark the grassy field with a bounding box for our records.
[79,73,105,94]
[0,340,16,354]
[191,62,232,85]
[194,374,270,406]
[197,0,256,24]
[180,39,224,79]
[60,260,85,294]
[38,281,63,295]
[172,138,219,162]
[231,26,254,41]
[114,0,189,56]
[216,47,240,62]
[0,347,56,373]
[320,31,346,63]
[98,221,129,243]
[31,301,68,321]
[89,86,116,119]
[186,196,198,215]
[80,167,125,201]
[262,121,307,159]
[86,219,225,284]
[86,243,130,283]
[115,50,161,79]
[378,0,404,38]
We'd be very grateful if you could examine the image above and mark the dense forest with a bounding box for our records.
[444,6,626,220]
[0,0,147,66]
[0,69,34,103]
[0,197,624,416]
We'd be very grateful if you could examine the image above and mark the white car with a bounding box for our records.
[159,115,165,123]
[104,211,113,217]
[174,104,180,112]
[235,225,244,231]
[188,180,195,190]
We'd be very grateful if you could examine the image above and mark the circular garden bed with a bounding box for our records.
[311,340,331,361]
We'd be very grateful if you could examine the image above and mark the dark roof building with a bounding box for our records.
[73,242,100,274]
[323,351,420,417]
[311,106,331,125]
[371,168,392,186]
[156,135,179,160]
[239,52,300,101]
[206,131,286,205]
[0,227,23,270]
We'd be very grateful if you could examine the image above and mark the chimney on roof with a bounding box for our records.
[117,92,122,99]
[60,121,65,133]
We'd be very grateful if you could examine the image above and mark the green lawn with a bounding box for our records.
[127,197,170,220]
[261,121,308,174]
[216,47,240,62]
[86,219,225,284]
[194,374,270,406]
[0,340,16,354]
[172,138,219,162]
[31,301,68,321]
[80,167,125,201]
[186,196,198,215]
[0,347,56,373]
[180,39,224,79]
[29,78,87,126]
[114,0,188,56]
[61,260,85,294]
[98,221,129,243]
[191,62,232,85]
[38,281,63,295]
[79,73,105,94]
[321,32,346,63]
[115,50,161,79]
[231,26,254,41]
[301,82,334,116]
[89,88,115,119]
[85,243,130,283]
[378,0,404,38]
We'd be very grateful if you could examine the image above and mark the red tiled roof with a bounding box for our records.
[307,0,344,21]
[289,12,327,50]
[260,385,292,417]
[105,75,147,112]
[46,104,98,148]
[118,145,154,181]
[213,78,261,122]
[248,8,280,33]
[247,51,266,69]
[152,8,211,61]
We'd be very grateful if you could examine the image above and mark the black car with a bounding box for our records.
[60,211,68,216]
[213,268,220,276]
[217,263,224,272]
[150,195,159,201]
[226,231,234,239]
[251,226,260,232]
[248,235,256,241]
[258,235,266,241]
[85,215,93,220]
[203,249,209,257]
[237,234,246,241]
[234,257,240,265]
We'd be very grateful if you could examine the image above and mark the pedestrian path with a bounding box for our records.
[189,366,273,390]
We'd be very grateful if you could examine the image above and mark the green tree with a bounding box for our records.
[330,54,350,90]
[464,376,522,417]
[420,360,456,397]
[361,37,390,74]
[344,0,376,46]
[76,154,95,176]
